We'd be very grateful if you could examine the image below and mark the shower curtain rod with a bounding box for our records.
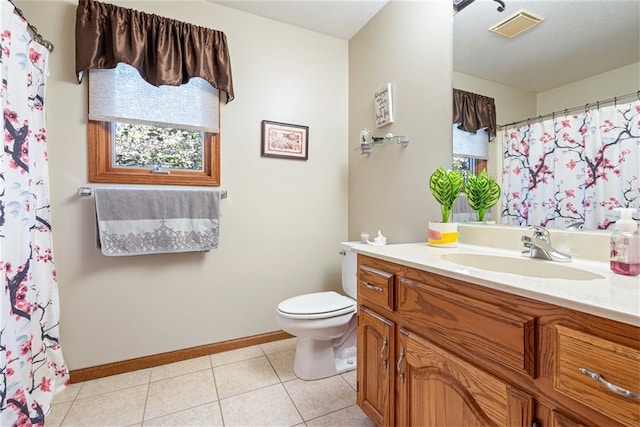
[8,0,54,52]
[499,90,640,130]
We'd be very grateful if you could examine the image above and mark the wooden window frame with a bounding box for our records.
[88,121,220,186]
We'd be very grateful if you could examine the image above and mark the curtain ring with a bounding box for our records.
[596,101,600,110]
[614,96,617,107]
[584,104,589,113]
[564,109,568,117]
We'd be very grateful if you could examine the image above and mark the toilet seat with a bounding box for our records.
[277,291,356,320]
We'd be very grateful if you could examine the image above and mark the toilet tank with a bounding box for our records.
[340,242,360,299]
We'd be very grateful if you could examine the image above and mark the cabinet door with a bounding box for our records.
[357,306,394,426]
[396,329,534,427]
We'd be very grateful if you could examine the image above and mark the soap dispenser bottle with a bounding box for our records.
[610,208,640,276]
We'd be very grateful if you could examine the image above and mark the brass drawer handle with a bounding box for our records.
[579,368,640,400]
[397,346,405,382]
[362,281,383,292]
[380,337,388,369]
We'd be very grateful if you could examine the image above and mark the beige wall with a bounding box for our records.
[17,0,349,370]
[454,62,639,127]
[348,0,453,244]
[537,62,640,114]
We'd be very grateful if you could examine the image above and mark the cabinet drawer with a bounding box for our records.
[358,264,394,311]
[397,276,536,377]
[554,325,640,427]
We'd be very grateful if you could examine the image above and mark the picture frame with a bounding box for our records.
[261,120,309,160]
[374,83,394,128]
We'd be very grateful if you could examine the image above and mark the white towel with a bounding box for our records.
[95,188,221,256]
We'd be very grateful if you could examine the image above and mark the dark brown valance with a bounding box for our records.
[75,0,235,102]
[453,89,495,139]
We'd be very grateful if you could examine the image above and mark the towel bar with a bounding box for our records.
[78,187,228,199]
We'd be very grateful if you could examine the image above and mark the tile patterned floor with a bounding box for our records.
[46,338,375,427]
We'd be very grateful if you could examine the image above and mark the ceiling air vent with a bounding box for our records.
[489,10,543,38]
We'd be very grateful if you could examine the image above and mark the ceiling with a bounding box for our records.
[453,0,640,92]
[210,0,388,40]
[209,0,640,93]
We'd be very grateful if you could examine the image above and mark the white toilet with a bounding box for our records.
[276,242,359,381]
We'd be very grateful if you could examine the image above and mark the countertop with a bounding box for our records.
[353,242,640,327]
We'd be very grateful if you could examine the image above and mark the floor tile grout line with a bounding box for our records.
[141,398,222,426]
[338,371,357,391]
[140,378,151,425]
[281,379,306,426]
[56,380,85,426]
[303,403,361,425]
[140,366,220,425]
[54,398,72,427]
[217,346,301,426]
[208,355,227,427]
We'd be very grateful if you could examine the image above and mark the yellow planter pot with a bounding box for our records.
[428,221,459,248]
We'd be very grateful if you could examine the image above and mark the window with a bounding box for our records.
[88,64,220,186]
[452,124,490,222]
[88,122,219,186]
[452,123,488,178]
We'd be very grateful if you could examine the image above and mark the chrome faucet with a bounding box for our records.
[521,225,572,262]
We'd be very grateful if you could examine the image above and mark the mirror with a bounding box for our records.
[453,0,640,229]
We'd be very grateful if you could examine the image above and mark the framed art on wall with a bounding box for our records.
[261,120,309,160]
[374,83,394,128]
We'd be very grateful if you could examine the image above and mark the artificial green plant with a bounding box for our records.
[429,166,464,223]
[465,169,501,222]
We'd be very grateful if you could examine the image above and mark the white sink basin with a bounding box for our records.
[440,253,605,281]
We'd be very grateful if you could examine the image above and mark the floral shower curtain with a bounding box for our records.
[502,100,640,229]
[0,1,68,425]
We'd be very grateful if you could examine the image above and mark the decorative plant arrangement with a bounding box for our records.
[465,169,501,222]
[429,166,464,223]
[428,166,464,247]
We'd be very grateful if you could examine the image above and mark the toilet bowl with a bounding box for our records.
[276,242,359,380]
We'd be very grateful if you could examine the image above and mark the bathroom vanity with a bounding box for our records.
[353,242,639,427]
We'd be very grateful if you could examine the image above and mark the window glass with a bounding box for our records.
[113,123,204,171]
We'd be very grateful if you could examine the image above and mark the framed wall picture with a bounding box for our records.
[261,120,309,160]
[374,83,394,128]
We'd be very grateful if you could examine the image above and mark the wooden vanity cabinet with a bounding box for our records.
[356,257,396,426]
[396,328,534,426]
[357,306,394,426]
[356,254,640,427]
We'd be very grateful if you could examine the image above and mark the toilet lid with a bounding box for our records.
[277,291,356,318]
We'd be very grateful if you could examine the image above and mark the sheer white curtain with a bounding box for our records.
[0,1,68,424]
[502,101,640,229]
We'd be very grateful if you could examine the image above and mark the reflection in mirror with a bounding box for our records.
[453,0,640,229]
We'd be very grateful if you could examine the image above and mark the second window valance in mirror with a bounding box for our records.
[453,89,496,139]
